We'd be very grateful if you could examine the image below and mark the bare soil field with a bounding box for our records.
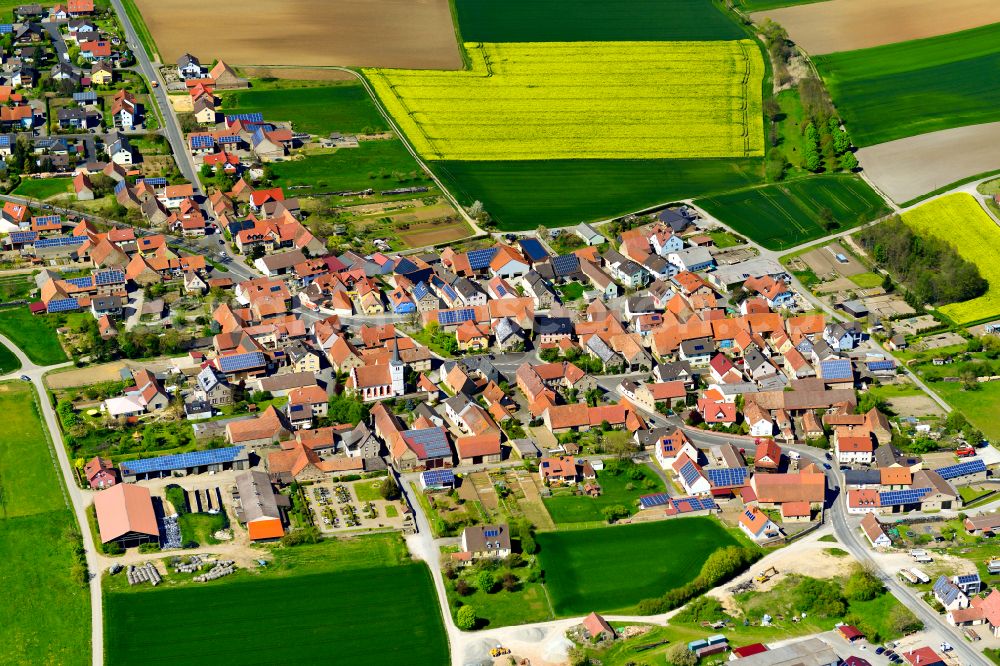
[239,66,356,82]
[858,121,1000,203]
[398,219,473,248]
[134,0,462,70]
[886,395,945,418]
[753,0,1000,55]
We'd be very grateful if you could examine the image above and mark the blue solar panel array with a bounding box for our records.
[679,460,701,487]
[518,238,548,261]
[73,91,97,103]
[33,215,60,226]
[467,247,498,270]
[35,235,84,249]
[437,308,476,326]
[251,127,266,146]
[138,177,167,187]
[394,257,417,275]
[121,446,246,475]
[936,458,986,480]
[866,360,896,372]
[412,281,429,301]
[114,180,127,194]
[227,112,264,124]
[421,468,455,487]
[95,269,124,285]
[552,254,580,276]
[190,134,214,149]
[484,528,500,537]
[218,351,266,373]
[675,496,718,512]
[878,487,930,506]
[65,276,93,288]
[9,231,37,244]
[639,493,670,509]
[0,24,12,34]
[402,428,451,458]
[705,466,748,487]
[47,297,80,313]
[820,359,853,380]
[494,282,509,297]
[956,573,980,585]
[0,135,11,148]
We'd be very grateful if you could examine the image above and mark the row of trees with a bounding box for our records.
[636,545,759,614]
[858,217,987,307]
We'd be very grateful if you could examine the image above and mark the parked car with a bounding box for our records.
[875,647,885,655]
[19,375,30,382]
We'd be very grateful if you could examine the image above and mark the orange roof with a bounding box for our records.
[93,483,158,543]
[247,517,284,541]
[880,467,912,485]
[489,245,526,271]
[781,501,810,517]
[455,434,501,459]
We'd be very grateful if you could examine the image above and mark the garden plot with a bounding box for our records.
[366,41,765,161]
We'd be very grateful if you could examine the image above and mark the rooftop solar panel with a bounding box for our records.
[121,446,246,475]
[95,269,125,285]
[866,360,896,372]
[936,458,986,480]
[495,283,508,297]
[878,487,930,506]
[705,467,748,488]
[9,231,37,243]
[47,297,80,313]
[420,469,455,486]
[114,180,127,194]
[412,281,429,300]
[679,460,701,486]
[820,359,853,380]
[0,135,11,147]
[218,351,266,373]
[0,24,12,34]
[227,112,264,124]
[956,573,980,584]
[66,276,93,288]
[639,493,670,509]
[35,236,85,249]
[467,247,498,270]
[552,254,580,276]
[138,177,167,187]
[394,258,417,275]
[517,238,548,261]
[402,428,451,459]
[73,91,97,102]
[33,215,61,226]
[437,308,475,325]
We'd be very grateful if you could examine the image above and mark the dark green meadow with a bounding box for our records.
[814,23,1000,147]
[453,0,746,42]
[537,517,740,615]
[435,158,764,230]
[696,175,889,250]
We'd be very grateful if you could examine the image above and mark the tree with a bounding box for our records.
[456,605,477,630]
[845,567,884,601]
[602,504,629,523]
[200,163,214,180]
[666,644,698,666]
[841,152,859,171]
[476,570,495,593]
[455,579,472,596]
[501,572,518,591]
[380,475,401,501]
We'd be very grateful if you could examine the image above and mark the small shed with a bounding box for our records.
[582,612,615,641]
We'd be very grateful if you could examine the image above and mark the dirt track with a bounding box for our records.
[753,0,1000,55]
[135,0,462,70]
[858,121,1000,203]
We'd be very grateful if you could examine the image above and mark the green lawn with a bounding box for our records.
[849,272,883,288]
[708,230,742,248]
[537,517,740,615]
[454,0,746,42]
[0,339,20,374]
[105,536,447,665]
[556,282,585,301]
[178,512,228,546]
[543,461,665,525]
[924,380,1000,441]
[435,158,764,230]
[353,479,384,502]
[0,307,69,365]
[0,381,89,665]
[445,559,553,628]
[814,23,1000,147]
[696,175,890,251]
[270,141,434,197]
[218,83,389,135]
[12,177,72,200]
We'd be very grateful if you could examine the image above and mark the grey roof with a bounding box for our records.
[463,524,511,553]
[184,399,212,416]
[453,276,481,300]
[679,337,714,357]
[711,258,785,287]
[197,366,222,392]
[873,445,920,469]
[177,53,200,67]
[727,637,839,666]
[235,470,285,523]
[655,361,692,381]
[656,208,693,233]
[934,576,966,606]
[844,469,881,486]
[744,346,769,372]
[494,317,520,344]
[642,254,670,274]
[586,335,617,364]
[626,295,655,314]
[669,246,713,268]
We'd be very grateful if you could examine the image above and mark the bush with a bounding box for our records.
[845,567,884,602]
[456,605,476,630]
[666,644,697,666]
[674,596,727,624]
[281,527,320,547]
[476,570,496,594]
[103,540,123,555]
[455,579,472,596]
[138,543,160,554]
[602,504,630,524]
[501,572,518,591]
[165,484,188,515]
[380,476,401,501]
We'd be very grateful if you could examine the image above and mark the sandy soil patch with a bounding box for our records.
[858,121,1000,203]
[135,0,462,70]
[888,395,945,418]
[168,94,192,112]
[753,0,1000,55]
[46,357,185,389]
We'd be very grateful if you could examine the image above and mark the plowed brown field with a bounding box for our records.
[134,0,462,70]
[753,0,1000,55]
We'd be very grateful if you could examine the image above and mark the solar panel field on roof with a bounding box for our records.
[219,351,266,373]
[518,238,547,261]
[138,177,167,187]
[639,493,670,509]
[47,297,80,313]
[467,247,498,270]
[878,487,930,506]
[494,283,508,297]
[35,235,84,249]
[95,269,125,285]
[33,215,60,225]
[412,281,429,300]
[9,231,37,243]
[217,134,240,144]
[956,573,980,584]
[227,112,264,124]
[73,91,97,102]
[114,180,127,194]
[866,360,895,371]
[402,428,451,458]
[679,460,701,486]
[421,468,455,486]
[437,308,475,325]
[705,467,747,487]
[121,446,246,475]
[65,276,93,288]
[936,458,986,480]
[552,254,580,275]
[820,359,853,380]
[0,25,12,34]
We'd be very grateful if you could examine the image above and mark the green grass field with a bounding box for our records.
[270,141,434,197]
[696,175,890,250]
[544,462,665,524]
[814,23,1000,147]
[924,381,1000,441]
[0,339,20,374]
[736,0,826,10]
[436,158,763,230]
[353,479,384,502]
[106,537,447,665]
[0,307,69,365]
[218,83,389,135]
[0,381,89,665]
[12,177,72,200]
[537,517,740,615]
[453,0,746,42]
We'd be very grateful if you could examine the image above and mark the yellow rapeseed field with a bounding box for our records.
[364,41,764,161]
[901,193,1000,324]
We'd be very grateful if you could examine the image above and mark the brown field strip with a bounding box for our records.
[133,0,462,70]
[753,0,1000,55]
[398,220,472,248]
